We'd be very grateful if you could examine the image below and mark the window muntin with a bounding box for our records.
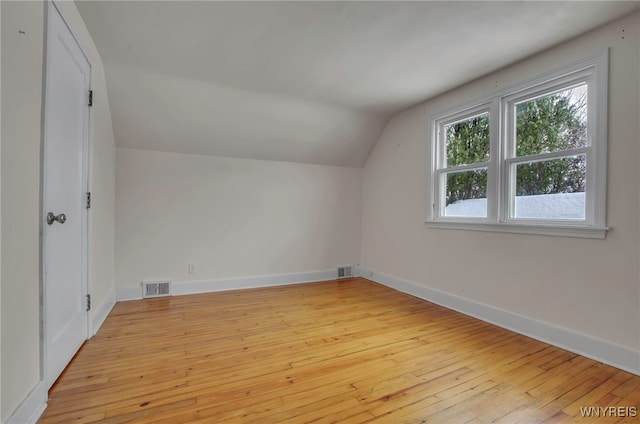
[427,51,607,238]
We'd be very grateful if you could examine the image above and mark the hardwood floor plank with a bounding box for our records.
[249,391,361,423]
[363,366,475,417]
[561,370,633,416]
[39,278,640,423]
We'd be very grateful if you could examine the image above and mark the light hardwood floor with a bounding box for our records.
[39,278,640,423]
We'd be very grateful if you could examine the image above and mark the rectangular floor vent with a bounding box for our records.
[337,266,353,279]
[142,280,172,298]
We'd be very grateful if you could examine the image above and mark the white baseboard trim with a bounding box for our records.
[361,267,640,376]
[91,288,116,335]
[116,269,338,301]
[5,381,47,424]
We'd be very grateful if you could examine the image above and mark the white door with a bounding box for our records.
[43,3,91,388]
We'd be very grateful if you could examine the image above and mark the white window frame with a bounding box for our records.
[426,50,609,239]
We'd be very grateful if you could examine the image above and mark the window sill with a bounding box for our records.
[425,220,608,239]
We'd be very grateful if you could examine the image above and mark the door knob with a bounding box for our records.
[47,212,66,225]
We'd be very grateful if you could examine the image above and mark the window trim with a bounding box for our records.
[426,50,609,239]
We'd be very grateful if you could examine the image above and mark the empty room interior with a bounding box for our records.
[2,0,640,423]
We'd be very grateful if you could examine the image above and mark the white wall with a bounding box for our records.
[361,12,639,356]
[1,2,45,419]
[116,148,361,294]
[0,0,3,415]
[0,1,116,421]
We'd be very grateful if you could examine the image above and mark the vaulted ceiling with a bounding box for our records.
[76,1,638,167]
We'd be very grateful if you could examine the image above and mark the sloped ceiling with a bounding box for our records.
[76,1,638,167]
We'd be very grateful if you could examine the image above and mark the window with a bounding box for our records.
[427,51,608,238]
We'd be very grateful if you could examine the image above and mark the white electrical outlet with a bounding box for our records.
[188,264,196,274]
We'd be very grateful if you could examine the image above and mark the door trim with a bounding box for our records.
[40,0,94,391]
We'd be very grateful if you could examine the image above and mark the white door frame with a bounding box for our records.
[41,0,94,390]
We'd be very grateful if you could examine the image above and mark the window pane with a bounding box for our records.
[445,113,490,167]
[514,155,586,219]
[516,85,587,156]
[444,169,487,218]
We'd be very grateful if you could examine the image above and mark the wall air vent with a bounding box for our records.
[142,280,172,298]
[337,266,353,279]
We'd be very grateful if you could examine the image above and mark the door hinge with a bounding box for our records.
[88,90,93,107]
[86,294,91,311]
[86,192,91,209]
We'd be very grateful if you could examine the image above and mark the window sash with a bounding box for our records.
[504,152,588,222]
[442,112,491,168]
[437,166,490,219]
[511,84,589,157]
[435,104,493,170]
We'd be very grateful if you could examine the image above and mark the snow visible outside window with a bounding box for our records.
[445,192,585,219]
